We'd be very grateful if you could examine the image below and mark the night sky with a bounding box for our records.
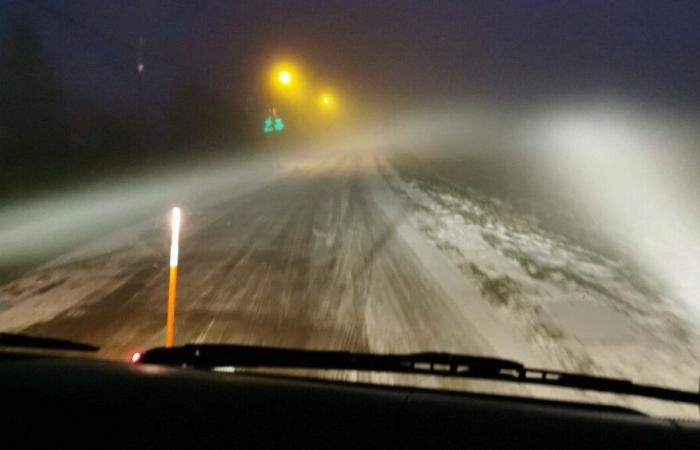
[2,0,700,115]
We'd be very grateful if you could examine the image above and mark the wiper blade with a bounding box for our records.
[0,332,99,352]
[139,344,698,406]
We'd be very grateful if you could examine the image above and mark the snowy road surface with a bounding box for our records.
[0,153,528,361]
[0,149,698,417]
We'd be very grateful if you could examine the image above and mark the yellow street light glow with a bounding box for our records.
[268,62,302,97]
[319,92,335,110]
[166,206,181,347]
[278,70,292,86]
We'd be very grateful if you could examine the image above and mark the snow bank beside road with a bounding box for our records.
[378,157,700,417]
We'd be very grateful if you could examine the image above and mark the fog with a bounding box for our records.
[2,95,700,327]
[383,100,700,321]
[528,104,700,320]
[0,152,274,271]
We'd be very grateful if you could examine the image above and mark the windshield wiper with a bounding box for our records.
[0,332,99,352]
[138,344,698,407]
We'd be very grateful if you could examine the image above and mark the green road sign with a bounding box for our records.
[264,115,285,134]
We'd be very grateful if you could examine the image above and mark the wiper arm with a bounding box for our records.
[0,332,99,352]
[139,344,698,407]
[141,344,523,375]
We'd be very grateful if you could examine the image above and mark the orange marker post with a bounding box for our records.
[165,207,181,347]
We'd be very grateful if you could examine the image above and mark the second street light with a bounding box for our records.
[319,92,334,109]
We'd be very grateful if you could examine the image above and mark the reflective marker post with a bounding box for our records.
[165,207,181,347]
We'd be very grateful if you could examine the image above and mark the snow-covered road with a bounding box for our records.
[0,148,697,417]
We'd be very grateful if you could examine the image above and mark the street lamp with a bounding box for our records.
[318,92,335,110]
[272,64,297,91]
[278,70,292,86]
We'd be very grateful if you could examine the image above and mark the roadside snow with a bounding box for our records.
[378,158,700,418]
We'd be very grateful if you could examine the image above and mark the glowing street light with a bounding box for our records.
[165,207,181,347]
[269,62,301,95]
[318,92,336,110]
[278,70,292,86]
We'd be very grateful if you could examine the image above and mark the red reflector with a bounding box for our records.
[131,352,142,363]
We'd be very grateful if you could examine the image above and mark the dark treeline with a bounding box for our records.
[0,17,257,201]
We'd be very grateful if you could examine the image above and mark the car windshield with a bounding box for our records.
[1,1,699,417]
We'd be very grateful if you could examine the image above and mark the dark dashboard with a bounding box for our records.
[2,355,699,449]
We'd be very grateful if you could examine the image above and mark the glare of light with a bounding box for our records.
[131,352,142,363]
[268,62,303,97]
[278,70,292,86]
[0,152,280,333]
[170,207,181,268]
[528,106,700,319]
[319,92,335,110]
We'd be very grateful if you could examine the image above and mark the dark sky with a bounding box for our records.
[2,0,700,115]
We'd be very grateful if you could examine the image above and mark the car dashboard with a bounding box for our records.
[2,355,699,449]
